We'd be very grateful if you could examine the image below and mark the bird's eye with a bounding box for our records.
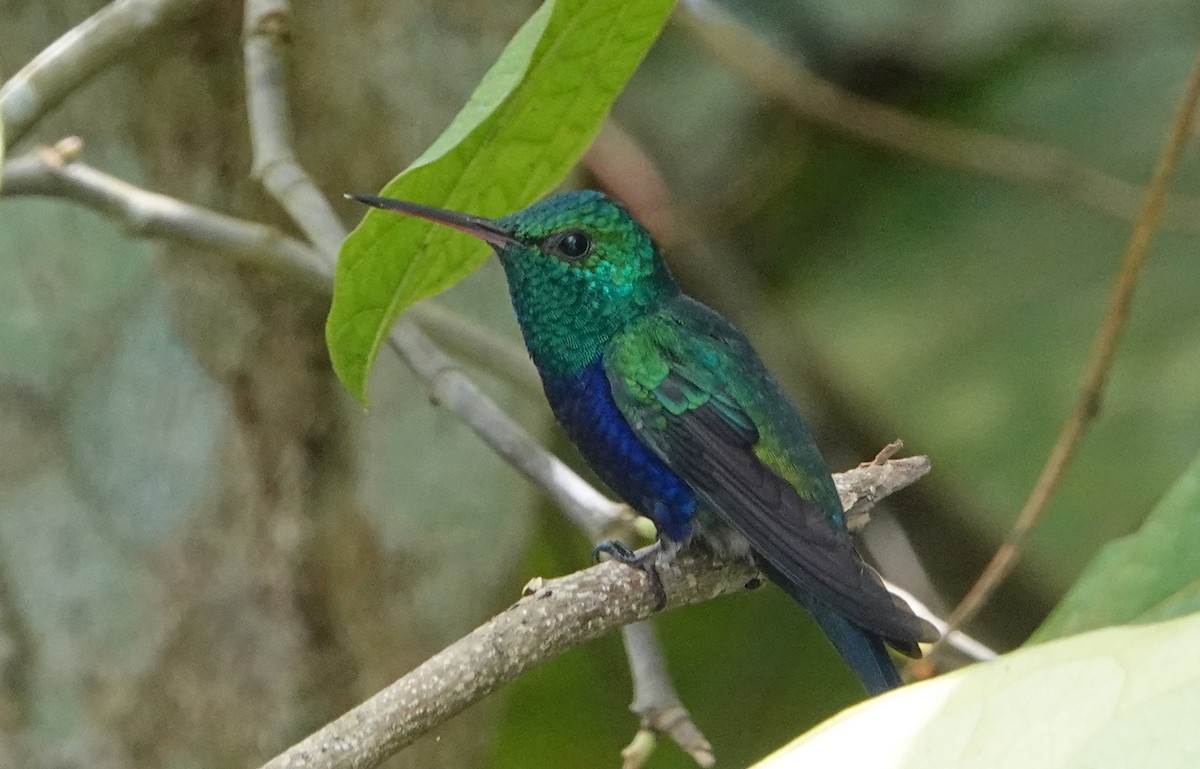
[548,230,592,261]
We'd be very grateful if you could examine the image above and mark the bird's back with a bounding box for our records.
[609,295,844,522]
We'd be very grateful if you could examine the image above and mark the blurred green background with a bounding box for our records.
[498,0,1200,765]
[1,1,1198,768]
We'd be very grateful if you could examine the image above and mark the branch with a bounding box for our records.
[382,320,631,540]
[0,0,208,148]
[675,0,1200,234]
[621,621,714,769]
[925,47,1200,664]
[257,458,928,769]
[265,554,745,769]
[412,301,544,397]
[243,0,346,257]
[1,138,329,283]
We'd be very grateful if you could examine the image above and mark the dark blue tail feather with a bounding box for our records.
[761,563,902,695]
[806,601,902,695]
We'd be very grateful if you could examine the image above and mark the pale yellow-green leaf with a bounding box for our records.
[1032,450,1200,642]
[755,613,1200,769]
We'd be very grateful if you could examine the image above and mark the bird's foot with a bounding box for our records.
[592,539,667,611]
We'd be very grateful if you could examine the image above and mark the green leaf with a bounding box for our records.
[326,0,676,403]
[1030,450,1200,643]
[755,613,1200,769]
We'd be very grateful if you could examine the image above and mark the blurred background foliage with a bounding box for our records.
[1,0,1198,768]
[497,0,1200,764]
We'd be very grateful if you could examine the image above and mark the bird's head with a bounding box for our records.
[350,190,678,374]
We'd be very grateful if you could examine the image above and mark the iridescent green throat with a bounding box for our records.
[492,191,680,376]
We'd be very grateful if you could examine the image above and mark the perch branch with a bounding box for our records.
[262,554,749,769]
[0,0,208,148]
[676,0,1200,233]
[256,458,929,769]
[924,47,1200,663]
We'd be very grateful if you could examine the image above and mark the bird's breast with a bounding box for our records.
[541,362,696,542]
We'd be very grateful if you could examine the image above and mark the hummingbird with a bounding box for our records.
[348,189,938,694]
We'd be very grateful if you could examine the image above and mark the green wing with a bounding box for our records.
[604,296,933,649]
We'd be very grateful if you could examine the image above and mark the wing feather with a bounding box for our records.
[605,299,936,650]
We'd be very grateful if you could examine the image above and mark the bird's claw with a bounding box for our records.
[592,539,637,563]
[592,539,667,611]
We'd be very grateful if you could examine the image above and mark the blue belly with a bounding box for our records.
[541,362,696,542]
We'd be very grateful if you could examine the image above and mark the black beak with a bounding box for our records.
[346,194,520,249]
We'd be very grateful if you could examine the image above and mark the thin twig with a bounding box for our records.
[0,140,544,397]
[0,0,208,148]
[675,0,1200,234]
[924,48,1200,665]
[383,321,631,539]
[245,0,545,396]
[411,301,544,396]
[886,583,996,665]
[243,0,345,257]
[256,457,930,769]
[0,139,329,283]
[621,621,714,769]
